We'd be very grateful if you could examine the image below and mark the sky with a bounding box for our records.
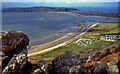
[2,0,120,2]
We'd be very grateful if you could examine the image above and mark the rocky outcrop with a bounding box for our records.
[1,30,30,71]
[2,49,28,73]
[84,43,120,73]
[32,60,48,74]
[51,51,86,73]
[84,44,120,67]
[1,30,29,56]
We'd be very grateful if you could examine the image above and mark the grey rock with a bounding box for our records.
[52,51,86,73]
[2,49,28,74]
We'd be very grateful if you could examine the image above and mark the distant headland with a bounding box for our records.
[2,6,119,18]
[2,6,80,12]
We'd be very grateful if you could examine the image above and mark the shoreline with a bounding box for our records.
[47,12,119,19]
[29,34,64,47]
[27,23,98,57]
[29,25,78,47]
[28,32,78,56]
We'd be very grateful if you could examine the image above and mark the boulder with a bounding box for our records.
[1,30,30,71]
[93,62,108,73]
[37,60,47,68]
[2,49,29,74]
[32,60,49,74]
[1,30,29,56]
[51,51,86,73]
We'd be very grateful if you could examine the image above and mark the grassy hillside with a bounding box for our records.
[84,23,120,35]
[42,36,115,58]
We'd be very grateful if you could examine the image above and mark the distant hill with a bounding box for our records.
[2,6,118,18]
[2,6,80,12]
[2,2,118,9]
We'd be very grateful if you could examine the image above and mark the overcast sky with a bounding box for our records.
[2,0,120,2]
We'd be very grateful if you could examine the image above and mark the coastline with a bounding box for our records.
[27,23,99,57]
[28,32,78,56]
[29,34,64,47]
[47,12,119,19]
[29,25,78,47]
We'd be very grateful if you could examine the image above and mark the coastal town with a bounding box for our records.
[100,34,120,42]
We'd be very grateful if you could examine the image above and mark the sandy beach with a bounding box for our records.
[28,32,78,56]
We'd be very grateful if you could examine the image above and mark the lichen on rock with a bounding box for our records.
[2,49,28,73]
[51,51,86,73]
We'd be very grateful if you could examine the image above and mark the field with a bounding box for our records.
[42,36,116,58]
[83,23,120,35]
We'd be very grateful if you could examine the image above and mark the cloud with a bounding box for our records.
[2,0,120,2]
[66,1,71,3]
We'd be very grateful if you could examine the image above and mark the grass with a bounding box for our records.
[42,43,83,57]
[84,41,114,49]
[42,40,115,58]
[84,43,101,49]
[83,23,120,36]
